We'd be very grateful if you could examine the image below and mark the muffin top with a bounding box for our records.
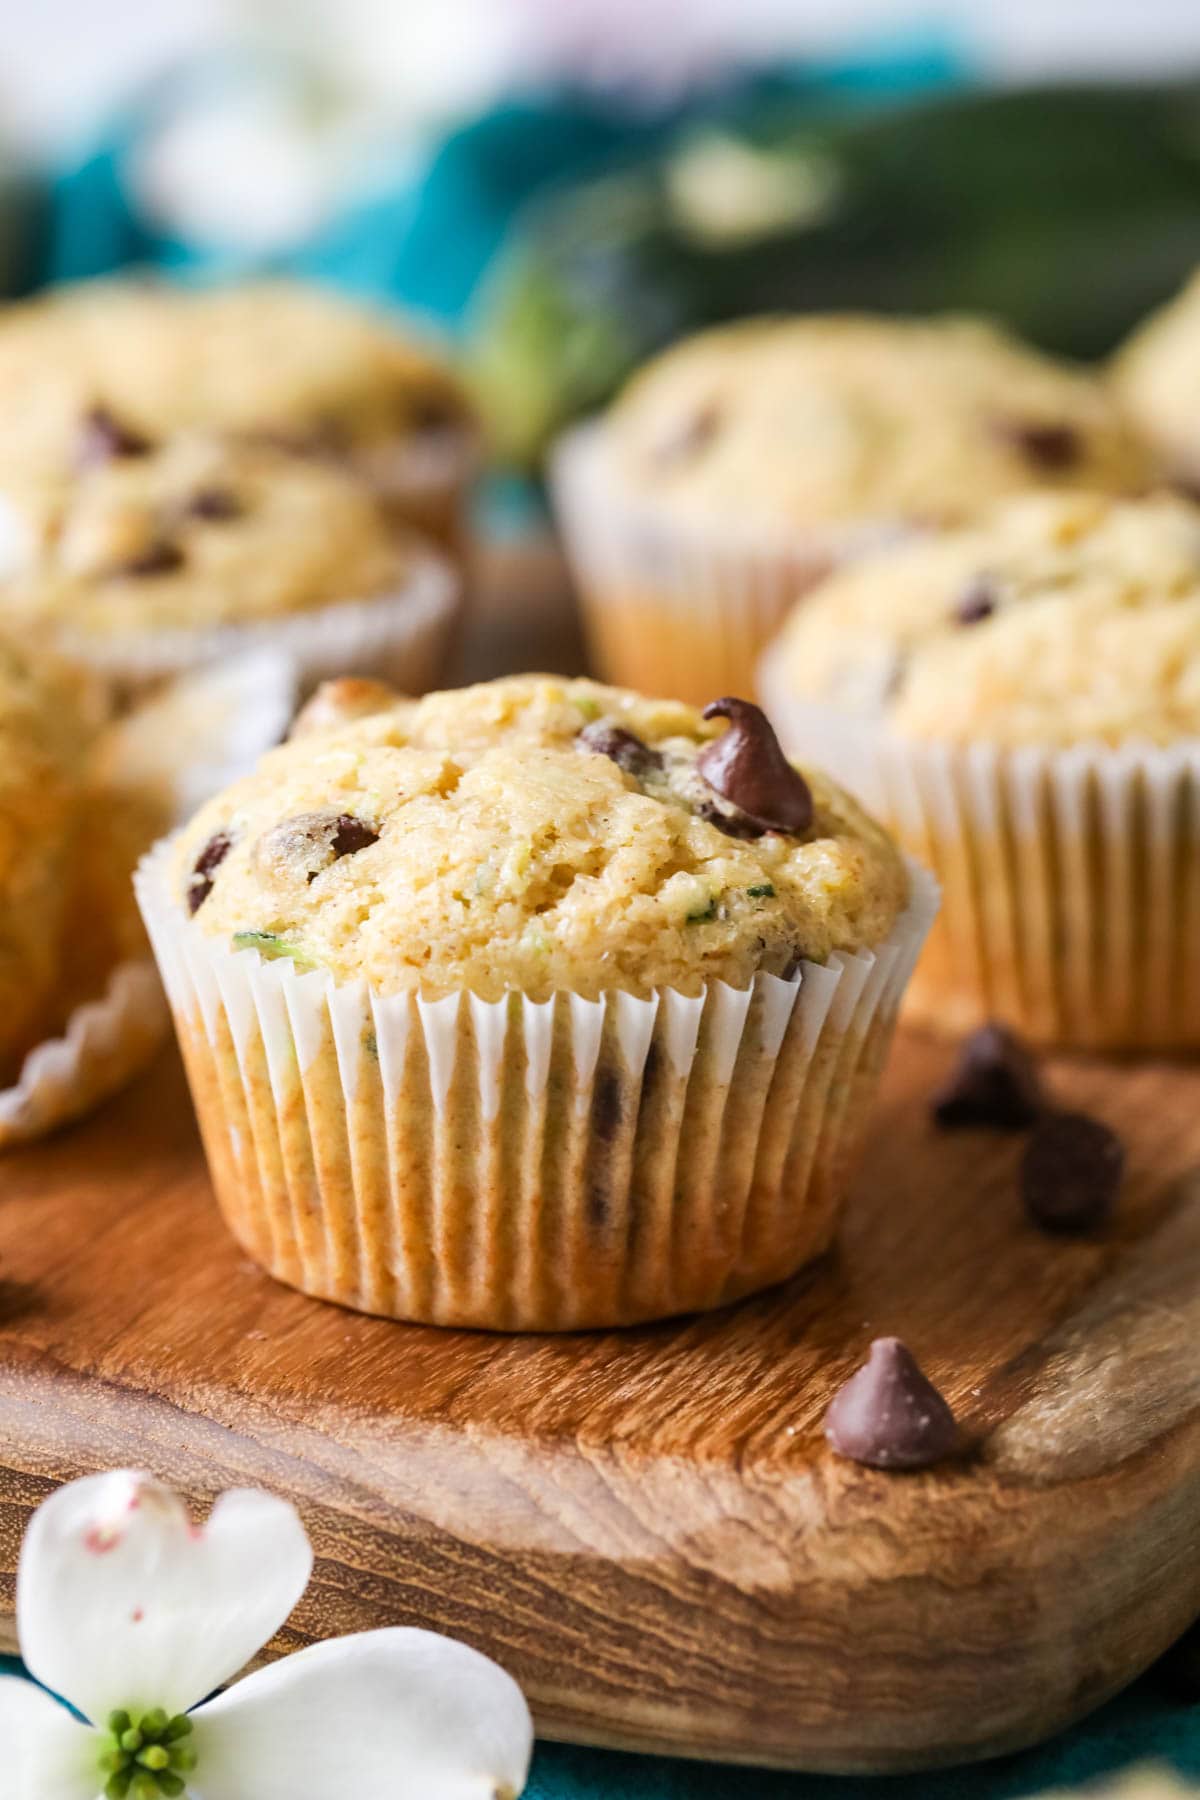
[174,674,908,1000]
[0,434,429,637]
[772,490,1200,747]
[606,315,1148,535]
[1112,268,1200,481]
[0,278,472,492]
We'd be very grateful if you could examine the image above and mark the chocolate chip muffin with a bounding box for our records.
[0,634,107,1082]
[551,314,1150,705]
[0,433,459,692]
[141,675,935,1329]
[761,491,1200,1047]
[0,278,476,553]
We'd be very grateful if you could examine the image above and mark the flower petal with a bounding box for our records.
[18,1471,312,1721]
[0,1675,99,1800]
[192,1629,533,1799]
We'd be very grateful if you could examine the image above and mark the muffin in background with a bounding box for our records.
[0,432,459,694]
[0,278,477,557]
[139,674,935,1331]
[551,313,1151,705]
[1112,268,1200,491]
[761,489,1200,1048]
[0,635,107,1083]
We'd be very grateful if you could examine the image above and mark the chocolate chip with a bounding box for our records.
[955,576,998,626]
[696,698,813,837]
[330,814,380,858]
[76,405,153,469]
[257,811,379,885]
[182,486,243,522]
[187,830,234,914]
[693,797,762,840]
[932,1023,1044,1130]
[1152,1623,1200,1703]
[112,539,186,579]
[577,720,664,779]
[1021,1111,1124,1233]
[825,1338,959,1471]
[992,418,1081,471]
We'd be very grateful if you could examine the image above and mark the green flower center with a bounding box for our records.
[98,1709,197,1799]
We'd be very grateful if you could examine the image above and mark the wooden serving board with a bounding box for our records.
[0,1032,1198,1774]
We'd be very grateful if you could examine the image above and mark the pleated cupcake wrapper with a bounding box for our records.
[53,552,461,700]
[0,651,301,1146]
[549,420,908,706]
[760,648,1200,1048]
[136,839,937,1330]
[0,962,169,1147]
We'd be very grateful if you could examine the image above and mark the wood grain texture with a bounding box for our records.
[0,1034,1198,1773]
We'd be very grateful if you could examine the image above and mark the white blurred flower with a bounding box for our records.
[0,1469,532,1800]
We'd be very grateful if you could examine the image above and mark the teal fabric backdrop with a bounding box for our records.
[3,1654,1197,1795]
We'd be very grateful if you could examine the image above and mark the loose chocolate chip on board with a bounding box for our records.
[992,417,1081,471]
[1021,1111,1124,1233]
[76,404,153,468]
[113,539,186,579]
[577,721,664,778]
[825,1338,959,1471]
[955,576,998,626]
[932,1022,1044,1130]
[187,830,234,914]
[697,698,813,836]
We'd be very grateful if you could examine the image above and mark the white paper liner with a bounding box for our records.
[51,551,461,699]
[549,420,909,706]
[136,839,937,1330]
[0,649,302,1147]
[0,962,169,1147]
[760,643,1200,1048]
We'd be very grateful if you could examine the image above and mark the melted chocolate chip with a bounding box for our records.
[993,418,1081,471]
[955,576,998,627]
[76,405,153,469]
[112,539,186,579]
[257,811,380,885]
[696,698,813,837]
[330,814,380,858]
[577,720,664,779]
[1021,1111,1124,1233]
[187,830,234,914]
[932,1023,1044,1130]
[693,797,763,840]
[182,486,243,522]
[825,1338,959,1471]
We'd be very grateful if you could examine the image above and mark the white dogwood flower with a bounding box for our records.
[0,1470,532,1800]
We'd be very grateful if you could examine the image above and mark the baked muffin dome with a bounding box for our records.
[0,434,429,639]
[0,635,106,1077]
[1112,269,1200,484]
[0,279,470,484]
[608,315,1148,535]
[771,490,1200,747]
[174,675,908,1001]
